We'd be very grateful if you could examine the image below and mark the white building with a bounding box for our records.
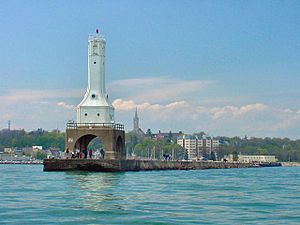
[177,133,220,160]
[224,154,277,163]
[196,134,219,159]
[32,146,43,151]
[77,31,114,124]
[3,148,13,154]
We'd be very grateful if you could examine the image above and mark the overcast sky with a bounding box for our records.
[1,0,300,139]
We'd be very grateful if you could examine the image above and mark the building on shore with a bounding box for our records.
[177,135,197,159]
[153,130,181,143]
[133,108,145,136]
[3,148,13,154]
[132,109,182,143]
[177,133,220,160]
[224,154,277,163]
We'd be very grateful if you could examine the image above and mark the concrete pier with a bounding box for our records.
[43,159,281,172]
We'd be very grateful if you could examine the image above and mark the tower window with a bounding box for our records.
[91,94,96,98]
[94,61,96,64]
[84,113,87,116]
[97,113,100,116]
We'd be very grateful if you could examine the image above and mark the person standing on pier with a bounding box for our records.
[89,149,93,159]
[83,149,88,158]
[100,148,105,159]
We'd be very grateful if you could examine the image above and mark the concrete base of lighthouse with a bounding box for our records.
[65,123,125,160]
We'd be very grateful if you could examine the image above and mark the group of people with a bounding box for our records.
[163,153,172,161]
[72,149,93,159]
[65,148,105,159]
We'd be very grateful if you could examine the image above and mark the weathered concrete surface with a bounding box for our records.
[43,159,281,172]
[280,162,300,167]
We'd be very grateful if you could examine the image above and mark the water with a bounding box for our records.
[0,165,300,224]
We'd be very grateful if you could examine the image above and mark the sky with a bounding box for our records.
[1,0,300,139]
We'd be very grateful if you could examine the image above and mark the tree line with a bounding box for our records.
[217,136,300,162]
[1,129,300,162]
[0,129,65,151]
[125,131,186,160]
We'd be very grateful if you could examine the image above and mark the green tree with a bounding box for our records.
[233,151,239,161]
[146,128,153,138]
[167,131,173,143]
[36,151,48,160]
[210,151,216,161]
[257,148,268,155]
[0,129,65,152]
[125,131,140,157]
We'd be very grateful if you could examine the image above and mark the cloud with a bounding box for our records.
[112,99,187,112]
[0,88,82,130]
[113,99,269,121]
[0,89,82,103]
[268,116,300,131]
[210,103,268,119]
[113,98,300,138]
[109,76,213,103]
[112,99,138,111]
[112,99,186,112]
[0,80,299,139]
[57,102,76,110]
[111,77,166,86]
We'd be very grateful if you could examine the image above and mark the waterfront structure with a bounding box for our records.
[65,30,125,160]
[153,130,181,142]
[77,32,114,124]
[44,158,269,172]
[32,146,43,151]
[197,134,220,159]
[183,135,197,159]
[177,133,220,160]
[4,148,13,154]
[224,154,277,163]
[177,135,197,160]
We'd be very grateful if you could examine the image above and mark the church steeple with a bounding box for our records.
[133,107,139,132]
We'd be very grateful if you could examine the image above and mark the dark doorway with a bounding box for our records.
[116,136,124,154]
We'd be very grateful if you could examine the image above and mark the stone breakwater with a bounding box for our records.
[43,159,281,172]
[281,162,300,167]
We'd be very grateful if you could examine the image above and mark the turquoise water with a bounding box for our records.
[0,165,300,224]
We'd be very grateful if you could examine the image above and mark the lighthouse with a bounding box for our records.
[65,30,125,160]
[77,30,114,124]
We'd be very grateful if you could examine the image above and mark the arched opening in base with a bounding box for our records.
[74,135,105,159]
[66,128,126,160]
[87,137,104,159]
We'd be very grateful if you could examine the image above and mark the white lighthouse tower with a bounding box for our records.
[77,30,114,124]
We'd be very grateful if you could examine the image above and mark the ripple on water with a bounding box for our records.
[0,165,300,224]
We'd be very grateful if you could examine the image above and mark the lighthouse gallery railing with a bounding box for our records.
[67,122,124,131]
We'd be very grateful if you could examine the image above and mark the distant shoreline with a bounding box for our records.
[280,162,300,167]
[1,160,300,167]
[0,160,43,165]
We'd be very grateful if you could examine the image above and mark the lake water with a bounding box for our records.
[0,165,300,224]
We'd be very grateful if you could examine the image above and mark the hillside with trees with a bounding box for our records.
[217,136,300,162]
[126,132,300,162]
[0,129,300,162]
[125,131,186,160]
[0,129,64,151]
